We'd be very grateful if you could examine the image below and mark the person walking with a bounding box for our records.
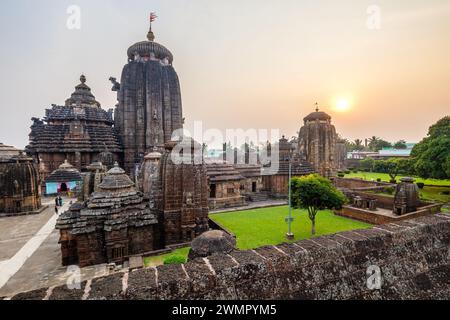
[55,206,58,215]
[58,196,63,207]
[55,197,59,207]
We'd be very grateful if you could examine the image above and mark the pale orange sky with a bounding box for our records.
[0,0,449,148]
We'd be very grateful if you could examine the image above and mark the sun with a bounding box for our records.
[335,99,351,112]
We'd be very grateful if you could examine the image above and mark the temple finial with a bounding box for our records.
[315,102,319,112]
[80,74,86,84]
[147,12,158,41]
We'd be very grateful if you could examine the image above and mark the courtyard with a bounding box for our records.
[144,205,371,266]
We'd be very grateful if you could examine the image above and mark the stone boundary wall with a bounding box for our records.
[7,214,450,300]
[333,177,395,191]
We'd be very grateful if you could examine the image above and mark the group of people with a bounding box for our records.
[54,196,63,215]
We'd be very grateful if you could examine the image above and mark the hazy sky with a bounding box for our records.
[1,0,449,149]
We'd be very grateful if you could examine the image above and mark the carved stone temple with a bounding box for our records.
[0,143,41,217]
[26,75,123,182]
[111,26,184,177]
[298,106,338,177]
[56,163,158,267]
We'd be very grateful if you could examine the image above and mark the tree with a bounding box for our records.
[291,175,346,235]
[351,139,365,151]
[410,116,450,179]
[368,136,392,151]
[393,140,407,149]
[360,157,375,172]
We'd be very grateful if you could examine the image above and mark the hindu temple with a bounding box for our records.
[26,75,123,182]
[56,162,158,267]
[111,24,184,177]
[0,143,41,216]
[298,105,338,177]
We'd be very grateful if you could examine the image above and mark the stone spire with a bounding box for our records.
[65,74,100,108]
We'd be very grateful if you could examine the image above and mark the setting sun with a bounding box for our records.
[335,99,351,112]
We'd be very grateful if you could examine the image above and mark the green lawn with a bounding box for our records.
[345,171,450,187]
[143,206,371,266]
[210,206,372,250]
[144,247,190,267]
[343,172,450,203]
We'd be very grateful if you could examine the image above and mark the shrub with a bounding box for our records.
[337,173,345,178]
[163,255,186,265]
[416,182,425,189]
[348,167,355,171]
[353,170,359,173]
[384,187,395,195]
[441,190,450,196]
[345,170,351,174]
[376,178,381,182]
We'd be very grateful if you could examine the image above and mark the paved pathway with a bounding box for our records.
[210,199,287,214]
[0,199,71,289]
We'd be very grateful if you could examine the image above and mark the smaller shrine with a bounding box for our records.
[44,160,82,196]
[393,177,420,215]
[0,143,42,216]
[56,162,158,267]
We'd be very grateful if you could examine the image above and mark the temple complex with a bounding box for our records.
[298,105,338,177]
[111,25,183,177]
[26,75,123,182]
[56,163,158,267]
[0,143,41,216]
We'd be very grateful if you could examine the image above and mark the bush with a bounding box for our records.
[441,190,450,196]
[384,187,395,195]
[163,255,186,265]
[345,170,351,174]
[337,173,345,178]
[376,178,381,182]
[353,170,359,173]
[416,182,425,189]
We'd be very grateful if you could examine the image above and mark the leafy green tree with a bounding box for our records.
[360,157,375,172]
[368,137,392,151]
[410,116,450,179]
[291,175,346,235]
[393,140,407,149]
[350,139,365,151]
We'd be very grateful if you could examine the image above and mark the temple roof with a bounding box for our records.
[206,162,245,182]
[45,160,82,183]
[26,122,122,153]
[65,75,100,108]
[127,29,173,63]
[0,143,21,159]
[303,106,332,122]
[98,162,135,191]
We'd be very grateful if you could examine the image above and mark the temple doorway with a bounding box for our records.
[252,182,257,193]
[60,183,68,192]
[210,184,216,198]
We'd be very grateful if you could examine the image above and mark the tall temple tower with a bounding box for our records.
[298,104,337,178]
[112,19,184,177]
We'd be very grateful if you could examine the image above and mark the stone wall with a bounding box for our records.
[333,177,394,191]
[9,214,450,300]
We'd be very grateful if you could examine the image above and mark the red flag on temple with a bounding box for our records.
[150,12,157,22]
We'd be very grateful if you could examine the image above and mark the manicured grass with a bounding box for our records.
[345,172,450,187]
[210,206,372,250]
[343,172,450,203]
[419,186,450,203]
[143,206,371,266]
[143,247,190,267]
